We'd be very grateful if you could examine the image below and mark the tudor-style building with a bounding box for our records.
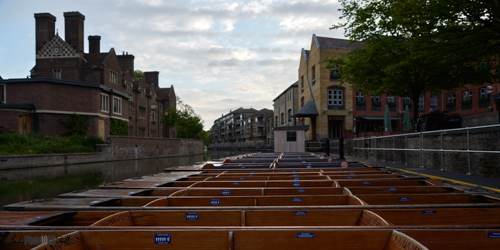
[0,11,176,139]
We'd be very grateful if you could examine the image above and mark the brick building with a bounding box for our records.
[273,81,299,127]
[211,108,274,148]
[0,11,176,139]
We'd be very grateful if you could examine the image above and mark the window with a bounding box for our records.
[138,127,146,137]
[372,96,380,104]
[113,97,122,114]
[139,106,146,119]
[301,76,304,92]
[281,113,284,125]
[301,97,304,107]
[431,94,438,110]
[100,93,109,112]
[110,71,117,84]
[479,87,490,100]
[286,131,297,142]
[418,94,425,111]
[356,92,365,103]
[52,45,61,56]
[0,84,5,104]
[140,88,145,98]
[462,90,472,102]
[53,69,61,79]
[129,101,135,117]
[126,82,132,93]
[403,97,411,104]
[311,65,316,83]
[330,65,341,80]
[151,109,157,122]
[328,88,343,109]
[387,96,395,104]
[447,93,456,104]
[275,116,278,126]
[288,109,292,123]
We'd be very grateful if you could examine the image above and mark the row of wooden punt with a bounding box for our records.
[2,153,500,249]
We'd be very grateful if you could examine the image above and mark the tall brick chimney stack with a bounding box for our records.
[34,13,56,53]
[88,35,101,54]
[63,11,85,52]
[144,71,159,88]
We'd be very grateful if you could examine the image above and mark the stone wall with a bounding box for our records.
[344,129,500,178]
[0,137,203,170]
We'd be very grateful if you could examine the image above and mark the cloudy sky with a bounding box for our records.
[0,0,345,129]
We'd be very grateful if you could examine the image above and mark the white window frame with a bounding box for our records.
[419,94,425,110]
[129,101,135,117]
[387,96,395,103]
[53,69,61,79]
[403,97,411,104]
[431,94,438,110]
[100,93,109,112]
[328,88,344,106]
[447,93,456,104]
[110,71,117,84]
[462,90,472,101]
[479,87,489,99]
[113,96,122,115]
[151,109,157,122]
[126,82,132,93]
[356,91,365,102]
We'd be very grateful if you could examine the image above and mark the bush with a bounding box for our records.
[0,134,105,155]
[110,119,128,136]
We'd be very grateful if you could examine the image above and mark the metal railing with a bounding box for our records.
[336,124,500,175]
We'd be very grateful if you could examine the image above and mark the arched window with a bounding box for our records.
[327,87,344,110]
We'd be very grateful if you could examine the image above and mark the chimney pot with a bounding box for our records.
[88,35,101,54]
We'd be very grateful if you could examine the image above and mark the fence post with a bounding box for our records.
[440,130,444,171]
[393,136,395,163]
[383,137,385,162]
[325,139,330,156]
[339,136,344,160]
[405,135,407,165]
[374,138,377,161]
[467,127,471,175]
[419,132,424,168]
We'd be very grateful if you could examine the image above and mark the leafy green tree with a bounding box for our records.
[59,113,90,136]
[160,97,204,139]
[327,0,498,123]
[134,70,144,80]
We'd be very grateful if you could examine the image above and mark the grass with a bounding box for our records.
[0,133,105,155]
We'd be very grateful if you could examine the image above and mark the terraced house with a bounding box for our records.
[0,11,176,139]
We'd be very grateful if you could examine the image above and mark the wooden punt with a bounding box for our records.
[143,195,365,207]
[5,229,498,250]
[346,186,465,195]
[356,193,500,205]
[187,180,339,188]
[2,198,159,211]
[327,174,401,180]
[99,180,197,189]
[202,176,330,181]
[336,179,436,187]
[275,163,366,168]
[58,189,182,198]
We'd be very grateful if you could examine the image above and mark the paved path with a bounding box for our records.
[346,156,500,191]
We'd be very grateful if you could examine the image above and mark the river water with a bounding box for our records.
[0,150,259,209]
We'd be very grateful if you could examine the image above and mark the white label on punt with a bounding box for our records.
[302,161,306,163]
[399,197,411,201]
[186,212,199,220]
[210,199,221,205]
[292,198,302,202]
[488,232,500,238]
[297,233,315,238]
[155,234,171,244]
[294,211,308,216]
[222,190,231,195]
[293,182,301,187]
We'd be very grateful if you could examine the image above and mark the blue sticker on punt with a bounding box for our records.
[297,233,315,238]
[232,182,239,185]
[294,177,300,180]
[293,182,301,187]
[294,211,308,216]
[388,188,398,191]
[399,197,411,201]
[297,189,306,192]
[349,173,355,175]
[292,198,302,202]
[343,169,348,171]
[155,234,171,244]
[252,161,256,163]
[221,190,231,196]
[362,181,371,184]
[302,161,307,163]
[241,166,246,168]
[210,199,220,206]
[292,171,296,172]
[307,165,312,168]
[488,232,500,238]
[186,212,199,220]
[251,171,255,173]
[422,210,437,215]
[239,177,245,180]
[293,174,298,176]
[346,176,353,179]
[248,174,253,177]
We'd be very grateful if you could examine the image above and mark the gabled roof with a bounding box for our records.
[313,34,362,49]
[294,101,319,117]
[273,81,298,101]
[36,34,78,59]
[156,88,171,100]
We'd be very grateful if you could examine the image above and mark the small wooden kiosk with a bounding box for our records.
[273,125,309,152]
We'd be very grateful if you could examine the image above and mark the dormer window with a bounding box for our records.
[110,71,117,84]
[53,69,61,79]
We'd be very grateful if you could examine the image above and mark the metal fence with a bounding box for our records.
[328,124,500,176]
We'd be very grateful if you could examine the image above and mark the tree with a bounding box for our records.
[134,70,144,79]
[160,97,204,139]
[59,113,91,136]
[326,0,498,124]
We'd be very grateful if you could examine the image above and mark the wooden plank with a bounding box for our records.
[129,211,242,226]
[384,230,429,250]
[245,210,364,226]
[357,210,392,226]
[336,180,429,187]
[90,211,135,226]
[356,194,500,205]
[347,186,462,195]
[31,231,85,250]
[401,229,500,250]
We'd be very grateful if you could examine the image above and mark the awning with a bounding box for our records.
[294,101,319,117]
[355,116,401,121]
